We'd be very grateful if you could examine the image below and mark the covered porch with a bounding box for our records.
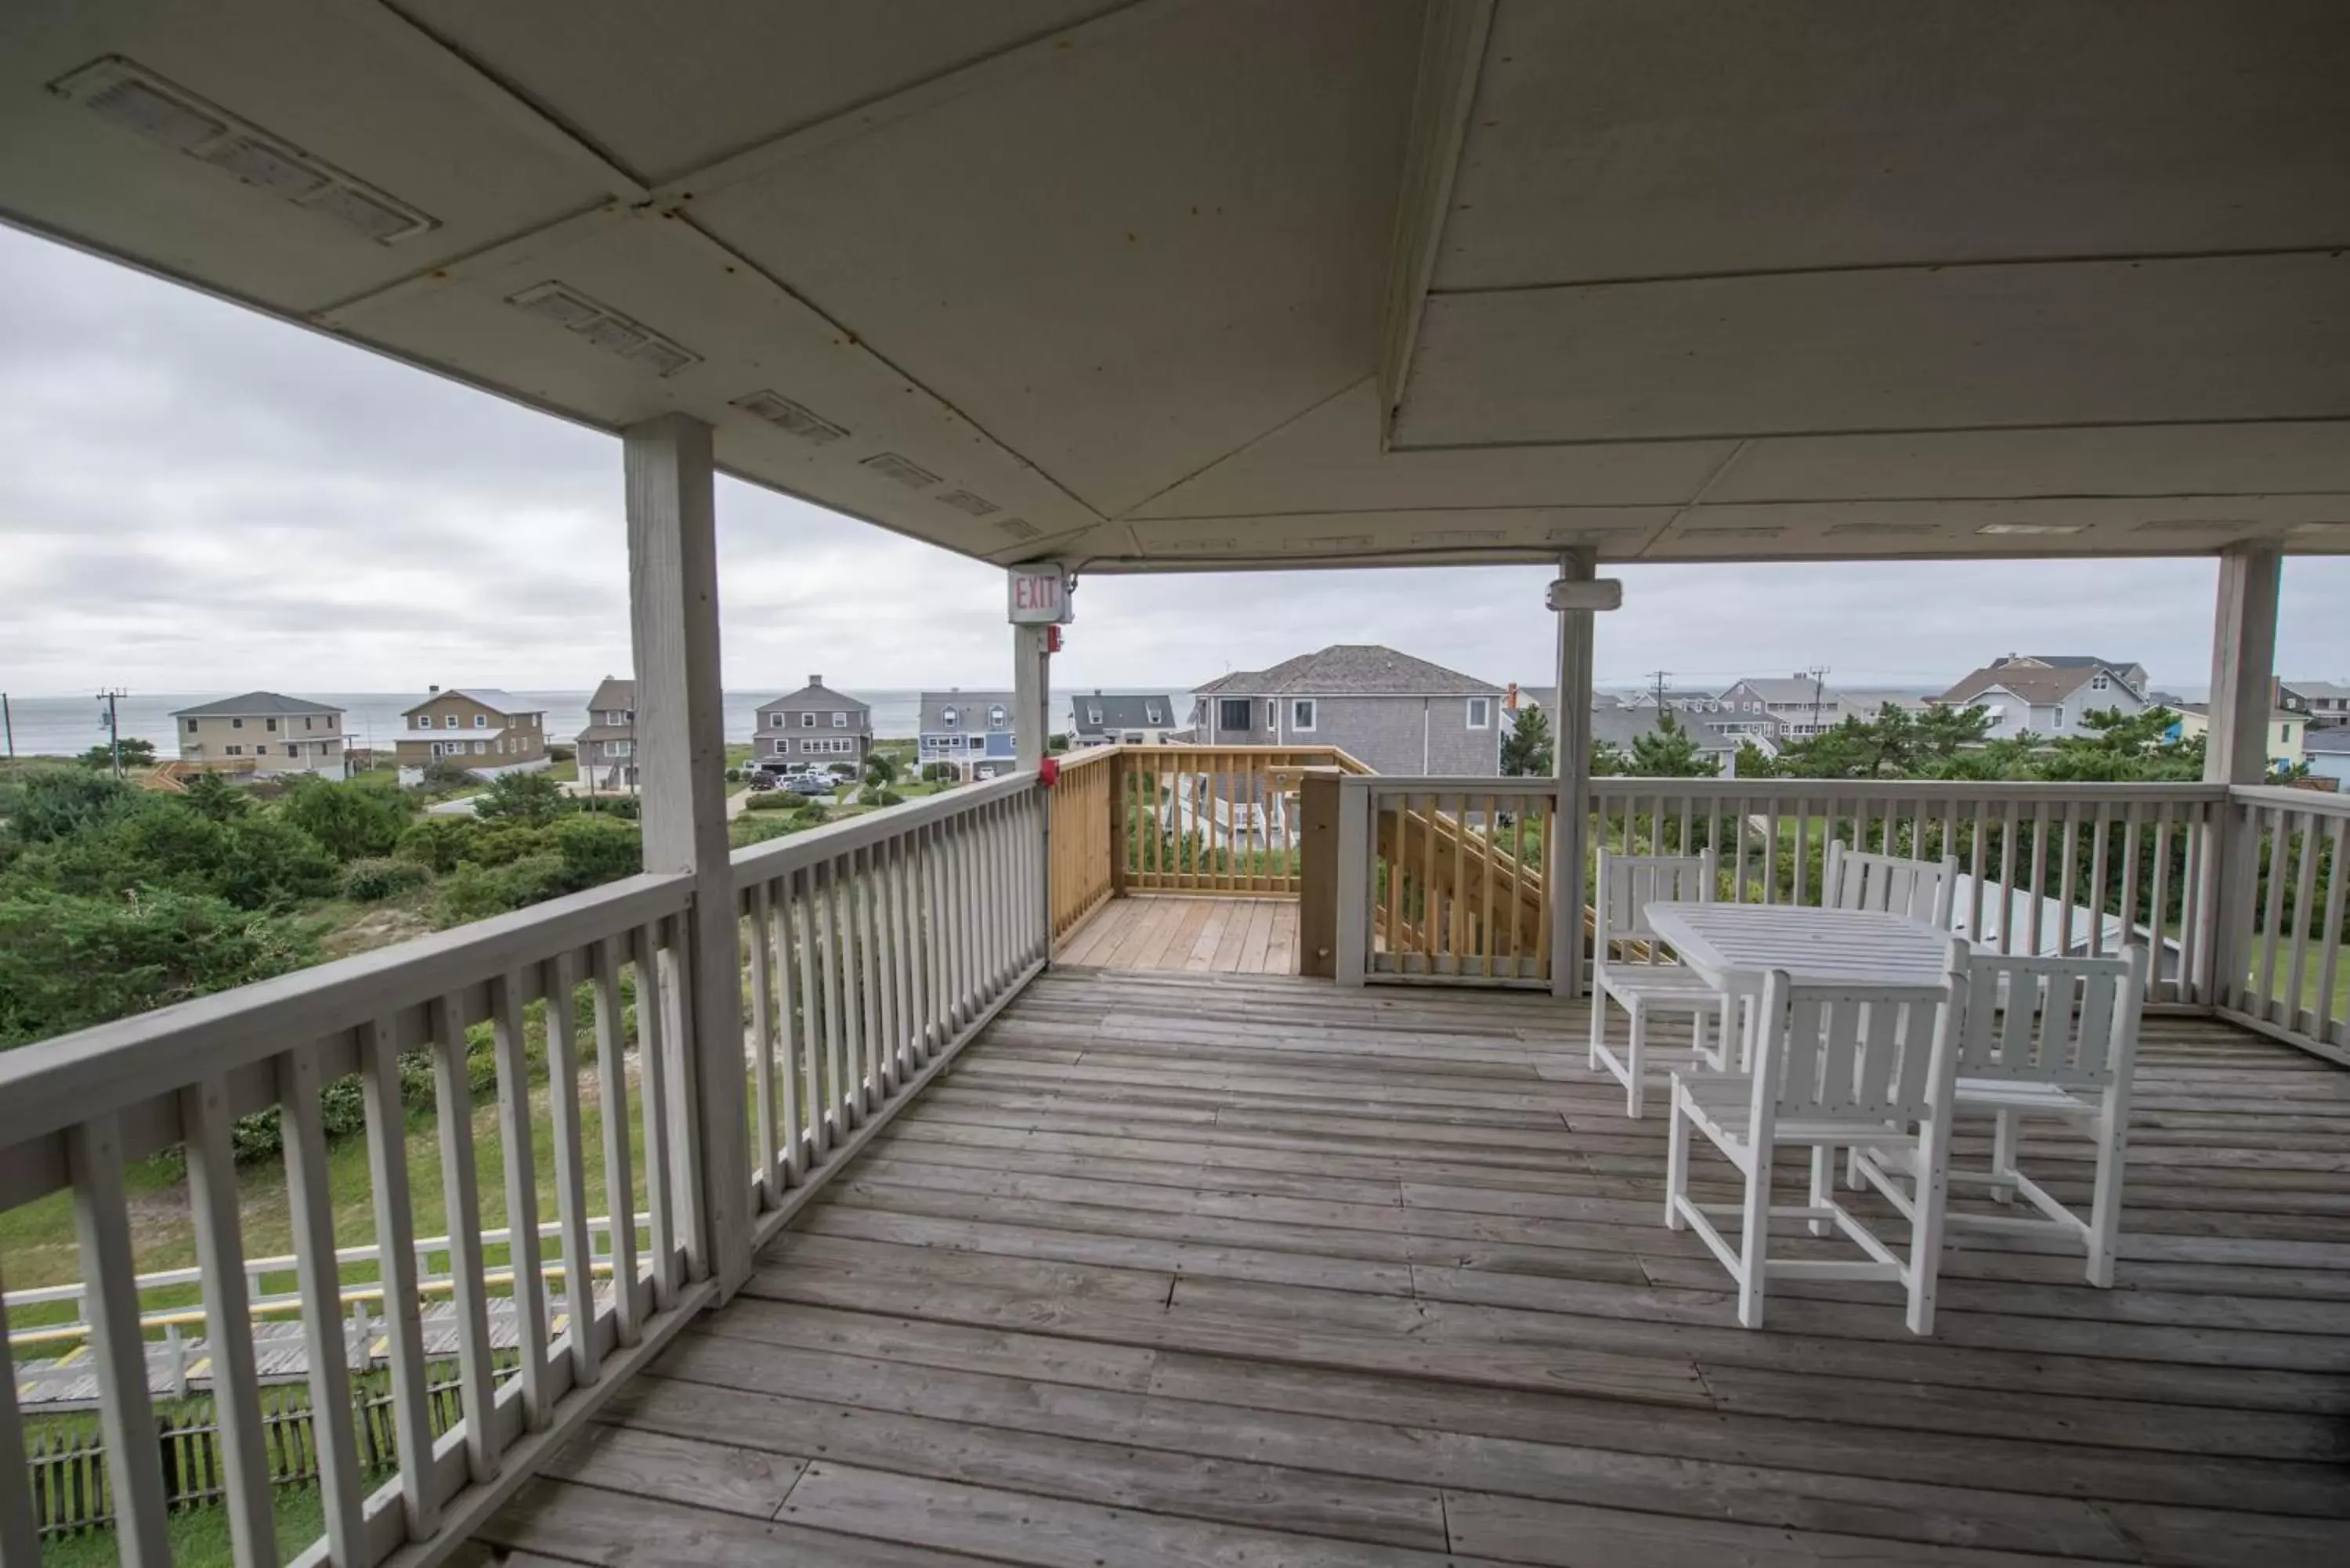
[2,3,2348,1567]
[493,967,2350,1567]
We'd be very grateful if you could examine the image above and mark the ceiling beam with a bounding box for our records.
[1376,0,1493,450]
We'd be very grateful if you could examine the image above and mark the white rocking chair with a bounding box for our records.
[1853,945,2146,1288]
[1665,942,1968,1334]
[1824,841,1960,927]
[1589,850,1726,1119]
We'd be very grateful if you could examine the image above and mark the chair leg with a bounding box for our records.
[1846,1147,1866,1191]
[1665,1085,1690,1231]
[1625,1004,1647,1119]
[1906,1115,1952,1337]
[2084,1093,2127,1288]
[1808,1144,1835,1237]
[1990,1107,2019,1204]
[1737,1142,1771,1330]
[1588,984,1605,1071]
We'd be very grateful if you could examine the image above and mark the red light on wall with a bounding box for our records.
[1039,757,1060,787]
[1046,625,1063,654]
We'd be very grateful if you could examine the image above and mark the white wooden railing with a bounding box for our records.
[2218,786,2349,1060]
[0,767,1054,1567]
[0,872,707,1568]
[1584,779,2232,1006]
[730,771,1047,1245]
[1335,776,1564,988]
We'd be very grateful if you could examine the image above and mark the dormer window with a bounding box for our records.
[1087,706,1102,725]
[2091,674,2109,692]
[989,706,1007,728]
[942,706,959,726]
[1145,706,1161,724]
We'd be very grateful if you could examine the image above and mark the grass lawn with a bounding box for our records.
[1,1008,661,1338]
[38,1481,328,1568]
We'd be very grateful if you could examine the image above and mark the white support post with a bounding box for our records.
[1014,620,1052,962]
[1551,549,1596,997]
[624,413,752,1298]
[2204,544,2283,1004]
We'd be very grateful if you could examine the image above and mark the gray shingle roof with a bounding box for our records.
[1193,645,1498,698]
[757,677,871,715]
[170,691,343,718]
[2303,727,2350,754]
[1070,692,1177,734]
[402,688,540,717]
[920,691,1017,733]
[2286,679,2350,701]
[585,676,635,713]
[1940,666,2101,706]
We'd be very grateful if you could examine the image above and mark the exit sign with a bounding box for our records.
[1007,562,1073,624]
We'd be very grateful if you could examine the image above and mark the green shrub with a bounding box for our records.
[744,792,797,811]
[577,795,639,819]
[418,760,476,792]
[730,815,797,849]
[394,817,481,874]
[0,767,132,846]
[473,770,567,826]
[278,775,414,860]
[920,762,956,785]
[858,785,905,808]
[0,885,320,1049]
[340,857,432,901]
[549,814,640,888]
[436,851,570,924]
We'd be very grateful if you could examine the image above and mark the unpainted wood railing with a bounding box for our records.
[1102,744,1370,900]
[1355,780,1561,986]
[1047,746,1116,942]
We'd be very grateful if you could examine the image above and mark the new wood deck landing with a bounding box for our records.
[1056,893,1300,973]
[482,971,2350,1568]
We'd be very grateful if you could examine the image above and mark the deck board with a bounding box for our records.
[1061,894,1300,973]
[486,970,2350,1568]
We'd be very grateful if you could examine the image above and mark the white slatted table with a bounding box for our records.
[1643,902,1955,990]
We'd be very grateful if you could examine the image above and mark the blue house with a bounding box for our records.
[918,689,1020,780]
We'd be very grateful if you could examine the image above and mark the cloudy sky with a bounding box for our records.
[2,222,2343,701]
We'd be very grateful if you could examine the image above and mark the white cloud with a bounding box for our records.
[0,224,2341,699]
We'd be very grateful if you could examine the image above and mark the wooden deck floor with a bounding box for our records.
[485,971,2350,1568]
[1056,893,1299,973]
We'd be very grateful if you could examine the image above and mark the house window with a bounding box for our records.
[231,717,244,728]
[266,718,278,732]
[1265,699,1278,728]
[186,718,198,734]
[474,714,487,728]
[768,713,782,728]
[802,712,816,728]
[968,735,985,752]
[1290,698,1317,732]
[989,706,1007,728]
[285,744,299,757]
[1467,697,1492,729]
[1217,698,1251,732]
[2092,674,2109,692]
[226,745,242,756]
[833,711,848,728]
[1086,706,1103,725]
[1145,706,1162,725]
[473,740,487,755]
[445,715,460,729]
[2052,706,2066,729]
[942,706,959,726]
[772,739,786,756]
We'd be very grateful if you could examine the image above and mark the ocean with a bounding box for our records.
[0,688,1199,759]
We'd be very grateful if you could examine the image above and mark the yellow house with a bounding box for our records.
[169,692,347,777]
[394,687,550,776]
[2171,703,2305,769]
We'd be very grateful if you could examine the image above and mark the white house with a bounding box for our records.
[1937,654,2149,741]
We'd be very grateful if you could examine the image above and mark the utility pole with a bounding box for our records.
[1806,667,1830,734]
[2,692,13,759]
[1648,670,1672,710]
[97,688,127,778]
